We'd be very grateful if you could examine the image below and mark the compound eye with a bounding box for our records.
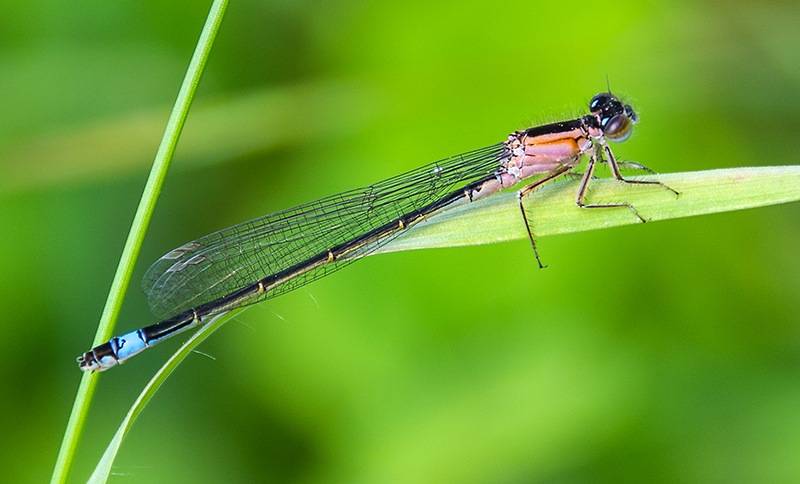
[604,114,634,141]
[590,93,612,112]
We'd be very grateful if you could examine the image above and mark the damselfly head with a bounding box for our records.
[589,92,638,142]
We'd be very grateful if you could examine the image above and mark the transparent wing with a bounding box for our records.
[142,143,508,318]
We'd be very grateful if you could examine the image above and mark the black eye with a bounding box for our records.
[603,114,634,141]
[590,93,612,112]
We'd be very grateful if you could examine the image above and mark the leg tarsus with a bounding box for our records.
[614,176,680,197]
[577,200,647,223]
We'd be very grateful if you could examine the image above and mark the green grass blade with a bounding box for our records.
[87,310,239,484]
[50,1,229,483]
[376,166,800,254]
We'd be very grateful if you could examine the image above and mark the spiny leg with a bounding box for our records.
[517,165,573,269]
[602,142,679,196]
[575,148,646,221]
[576,143,678,221]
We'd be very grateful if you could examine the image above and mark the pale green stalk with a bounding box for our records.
[50,1,229,483]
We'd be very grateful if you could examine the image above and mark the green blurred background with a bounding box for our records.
[3,0,800,482]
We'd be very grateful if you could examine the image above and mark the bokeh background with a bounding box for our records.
[3,0,800,482]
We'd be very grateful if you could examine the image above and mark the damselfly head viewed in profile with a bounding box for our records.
[78,91,676,372]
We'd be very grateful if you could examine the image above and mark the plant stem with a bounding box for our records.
[50,1,229,482]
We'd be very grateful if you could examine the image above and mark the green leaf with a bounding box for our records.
[376,166,800,254]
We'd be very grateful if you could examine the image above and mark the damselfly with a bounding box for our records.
[78,91,674,372]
